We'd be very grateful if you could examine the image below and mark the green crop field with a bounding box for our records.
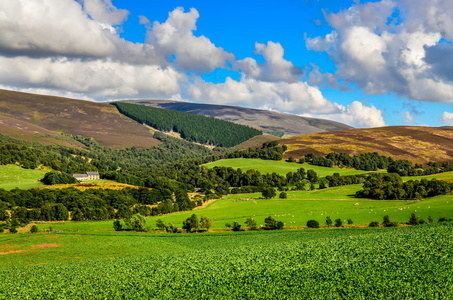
[1,223,452,298]
[0,164,47,190]
[204,158,370,176]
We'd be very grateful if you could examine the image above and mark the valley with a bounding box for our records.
[1,91,453,299]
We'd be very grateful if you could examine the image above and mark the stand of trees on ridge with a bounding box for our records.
[300,151,453,176]
[113,102,262,147]
[356,173,453,200]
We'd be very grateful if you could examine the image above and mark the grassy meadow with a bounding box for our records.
[0,164,47,190]
[26,183,453,234]
[204,158,369,176]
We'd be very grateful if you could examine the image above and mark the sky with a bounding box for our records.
[1,0,453,128]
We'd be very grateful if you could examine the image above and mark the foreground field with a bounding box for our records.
[204,158,368,176]
[0,164,46,190]
[0,223,452,298]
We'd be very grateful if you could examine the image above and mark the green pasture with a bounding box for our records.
[0,223,452,298]
[32,183,453,234]
[402,171,453,182]
[0,164,46,190]
[204,158,369,176]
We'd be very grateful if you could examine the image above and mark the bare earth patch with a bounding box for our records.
[0,250,28,255]
[0,243,60,255]
[30,244,60,250]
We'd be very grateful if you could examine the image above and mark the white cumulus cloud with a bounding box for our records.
[305,0,453,104]
[440,112,453,125]
[235,41,303,83]
[317,101,386,128]
[147,7,234,71]
[186,77,338,115]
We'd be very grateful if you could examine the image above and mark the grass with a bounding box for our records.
[204,158,369,176]
[28,183,453,234]
[0,164,47,190]
[0,223,452,298]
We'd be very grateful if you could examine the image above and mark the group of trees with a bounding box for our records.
[0,186,198,225]
[0,141,97,174]
[302,152,392,171]
[356,173,453,200]
[300,151,453,177]
[113,102,262,147]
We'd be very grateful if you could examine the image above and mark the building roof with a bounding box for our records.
[73,174,88,178]
[86,172,99,176]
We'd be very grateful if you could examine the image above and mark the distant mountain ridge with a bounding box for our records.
[118,100,353,136]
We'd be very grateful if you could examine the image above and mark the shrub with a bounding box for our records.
[156,219,167,231]
[334,218,342,227]
[113,220,122,231]
[409,212,418,225]
[126,214,146,232]
[182,214,199,233]
[264,216,277,230]
[232,221,242,231]
[225,223,232,228]
[30,225,39,233]
[262,187,276,199]
[166,223,178,233]
[276,221,284,230]
[369,221,379,227]
[382,215,391,227]
[279,192,287,199]
[200,216,214,231]
[325,216,332,227]
[347,219,353,225]
[382,215,398,227]
[245,217,257,230]
[306,220,319,228]
[9,227,18,234]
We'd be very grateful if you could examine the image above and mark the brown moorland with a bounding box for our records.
[0,89,160,149]
[280,126,453,164]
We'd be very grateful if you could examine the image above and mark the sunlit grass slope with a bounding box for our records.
[204,158,368,176]
[0,164,47,190]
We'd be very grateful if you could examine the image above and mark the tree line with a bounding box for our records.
[356,173,453,200]
[299,151,453,176]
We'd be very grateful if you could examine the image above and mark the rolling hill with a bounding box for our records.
[118,100,352,137]
[0,89,160,149]
[280,126,453,164]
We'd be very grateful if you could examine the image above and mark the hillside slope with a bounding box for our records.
[281,126,453,163]
[119,100,352,136]
[0,89,159,149]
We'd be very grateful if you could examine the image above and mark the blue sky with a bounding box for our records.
[1,0,453,128]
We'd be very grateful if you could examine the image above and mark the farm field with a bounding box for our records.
[28,183,453,234]
[0,164,46,190]
[204,158,369,176]
[0,223,452,298]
